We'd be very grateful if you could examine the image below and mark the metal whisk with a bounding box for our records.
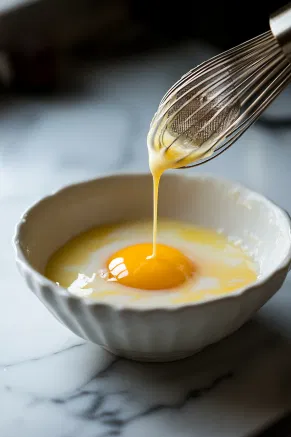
[148,3,291,168]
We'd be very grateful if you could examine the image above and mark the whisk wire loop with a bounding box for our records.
[149,24,291,168]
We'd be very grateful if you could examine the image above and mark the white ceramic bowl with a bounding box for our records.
[14,173,291,362]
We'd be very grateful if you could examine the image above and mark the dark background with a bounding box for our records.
[0,0,288,92]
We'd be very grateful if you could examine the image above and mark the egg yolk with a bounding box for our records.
[106,243,196,290]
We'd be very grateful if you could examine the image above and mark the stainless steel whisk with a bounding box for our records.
[148,3,291,167]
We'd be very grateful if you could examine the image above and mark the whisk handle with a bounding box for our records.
[270,3,291,61]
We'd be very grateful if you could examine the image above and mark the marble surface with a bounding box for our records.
[0,0,34,13]
[1,42,291,436]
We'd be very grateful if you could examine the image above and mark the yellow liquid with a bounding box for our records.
[45,220,257,304]
[148,136,205,258]
[151,170,161,258]
[147,105,225,258]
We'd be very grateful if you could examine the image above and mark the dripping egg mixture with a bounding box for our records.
[45,127,258,304]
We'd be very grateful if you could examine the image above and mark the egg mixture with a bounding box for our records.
[45,219,257,305]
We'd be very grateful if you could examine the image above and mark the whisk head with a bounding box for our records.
[148,30,291,168]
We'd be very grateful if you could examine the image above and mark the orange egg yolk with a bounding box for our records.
[106,243,196,290]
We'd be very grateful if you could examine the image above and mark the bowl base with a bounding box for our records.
[101,345,197,363]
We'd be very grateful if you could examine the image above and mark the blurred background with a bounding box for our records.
[1,0,291,202]
[0,0,288,90]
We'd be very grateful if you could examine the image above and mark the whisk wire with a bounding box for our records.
[161,32,274,102]
[156,42,282,141]
[170,49,285,143]
[182,62,291,167]
[162,52,285,155]
[149,26,291,168]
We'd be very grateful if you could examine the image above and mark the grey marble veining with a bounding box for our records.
[1,41,291,437]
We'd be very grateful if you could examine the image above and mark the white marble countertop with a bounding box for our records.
[1,42,291,437]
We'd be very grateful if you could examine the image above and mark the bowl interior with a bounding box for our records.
[17,173,291,278]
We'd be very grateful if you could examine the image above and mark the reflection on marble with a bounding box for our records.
[1,42,291,437]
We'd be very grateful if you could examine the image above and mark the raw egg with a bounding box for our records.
[45,220,258,306]
[106,243,196,290]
